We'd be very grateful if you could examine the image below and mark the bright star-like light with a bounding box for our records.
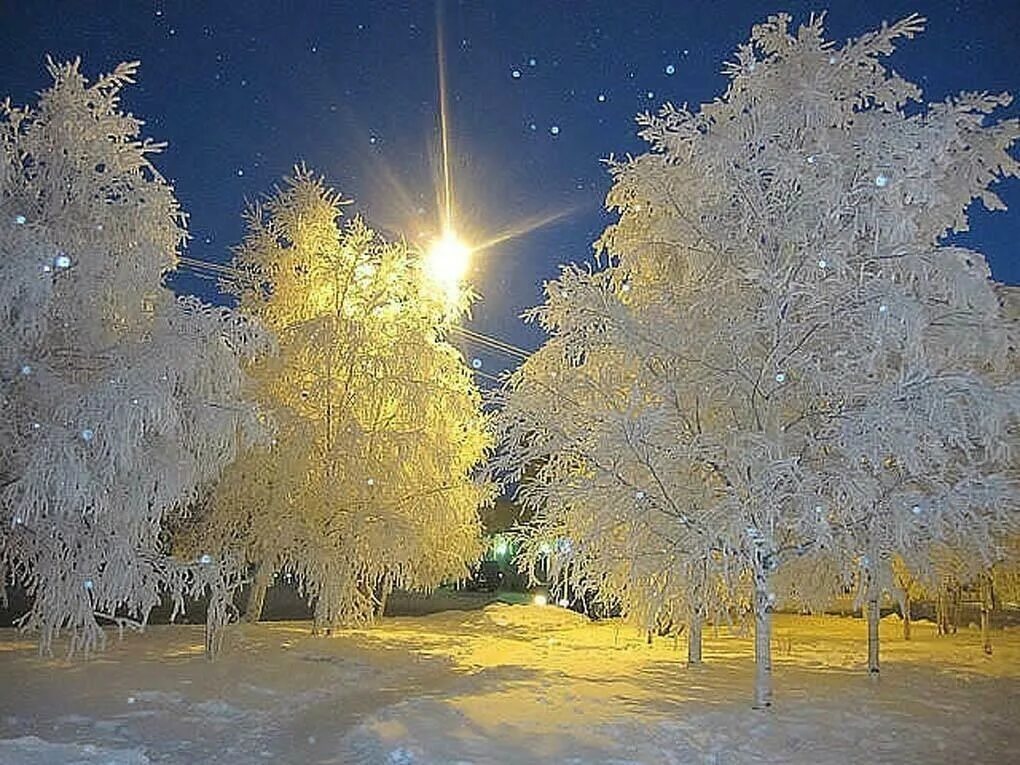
[424,229,470,300]
[377,6,574,309]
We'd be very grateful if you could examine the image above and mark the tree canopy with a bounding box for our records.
[493,13,1020,706]
[0,59,264,655]
[187,168,493,629]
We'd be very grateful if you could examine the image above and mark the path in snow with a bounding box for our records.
[2,606,1018,763]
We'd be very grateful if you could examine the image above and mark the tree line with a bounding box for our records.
[2,13,1018,710]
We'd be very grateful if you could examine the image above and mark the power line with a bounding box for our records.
[176,255,236,280]
[473,369,503,385]
[448,325,530,361]
[173,256,533,366]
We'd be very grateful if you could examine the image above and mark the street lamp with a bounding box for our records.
[424,229,470,302]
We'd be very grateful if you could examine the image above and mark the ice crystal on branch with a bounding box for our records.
[494,13,1019,706]
[0,59,265,656]
[183,168,493,630]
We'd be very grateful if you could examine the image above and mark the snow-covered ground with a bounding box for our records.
[1,605,1018,764]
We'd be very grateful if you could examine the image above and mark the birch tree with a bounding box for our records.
[495,13,1019,707]
[0,58,263,656]
[187,169,492,630]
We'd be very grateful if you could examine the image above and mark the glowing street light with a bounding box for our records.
[424,229,470,301]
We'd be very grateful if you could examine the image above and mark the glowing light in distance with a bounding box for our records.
[532,594,548,607]
[493,537,510,557]
[424,230,470,298]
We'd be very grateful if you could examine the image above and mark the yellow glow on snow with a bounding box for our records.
[7,608,1017,760]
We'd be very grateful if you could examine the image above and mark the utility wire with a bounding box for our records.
[473,369,504,385]
[448,325,530,361]
[452,325,530,357]
[174,256,533,365]
[176,255,236,279]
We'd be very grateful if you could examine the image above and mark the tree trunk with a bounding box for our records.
[372,575,391,619]
[688,608,703,665]
[867,595,880,675]
[980,605,991,655]
[752,569,772,709]
[205,580,229,660]
[936,586,947,636]
[980,574,993,656]
[312,593,334,636]
[244,560,273,624]
[950,582,961,634]
[902,594,911,641]
[688,561,706,666]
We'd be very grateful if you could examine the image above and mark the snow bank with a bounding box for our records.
[411,602,590,637]
[474,602,591,630]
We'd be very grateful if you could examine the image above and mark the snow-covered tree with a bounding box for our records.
[499,293,739,665]
[495,13,1019,707]
[186,169,492,630]
[0,58,264,656]
[867,285,1020,651]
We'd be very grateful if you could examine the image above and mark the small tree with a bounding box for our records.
[495,13,1019,707]
[188,169,492,629]
[0,59,263,656]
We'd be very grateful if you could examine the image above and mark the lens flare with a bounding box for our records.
[436,1,454,234]
[425,229,470,298]
[417,2,577,302]
[471,206,580,253]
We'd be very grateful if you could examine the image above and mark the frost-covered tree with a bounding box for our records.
[501,298,738,665]
[0,58,264,656]
[870,285,1020,652]
[495,14,1019,707]
[186,169,492,630]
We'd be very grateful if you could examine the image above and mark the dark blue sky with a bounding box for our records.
[3,1,1017,376]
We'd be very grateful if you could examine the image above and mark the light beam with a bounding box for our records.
[470,206,581,253]
[419,1,576,303]
[436,1,454,234]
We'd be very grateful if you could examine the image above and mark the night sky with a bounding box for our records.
[3,1,1017,377]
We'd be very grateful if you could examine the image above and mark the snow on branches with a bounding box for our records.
[184,168,493,631]
[0,59,265,656]
[493,13,1019,706]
